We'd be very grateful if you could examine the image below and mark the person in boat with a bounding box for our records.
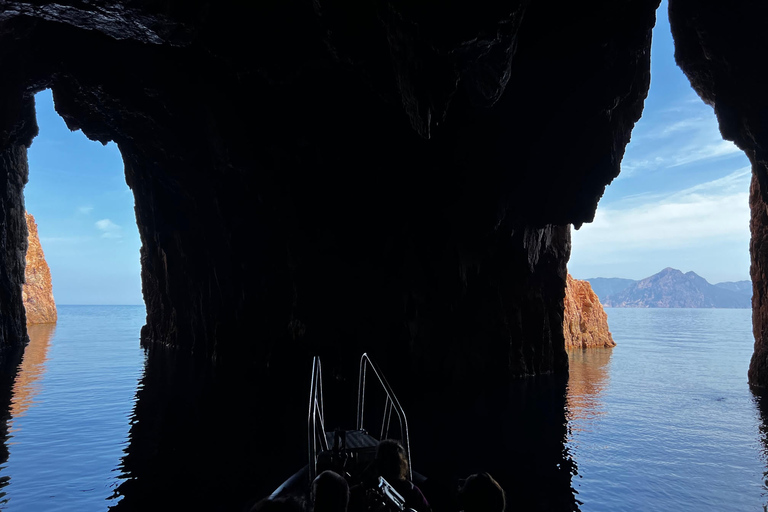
[360,438,430,512]
[457,472,505,512]
[312,470,350,512]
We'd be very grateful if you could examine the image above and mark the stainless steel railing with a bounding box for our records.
[356,353,412,480]
[308,356,329,481]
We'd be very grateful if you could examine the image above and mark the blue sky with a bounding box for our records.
[568,0,751,284]
[24,1,750,305]
[25,90,142,305]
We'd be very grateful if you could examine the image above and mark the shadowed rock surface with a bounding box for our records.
[0,1,661,389]
[0,0,767,506]
[563,275,615,349]
[22,213,56,325]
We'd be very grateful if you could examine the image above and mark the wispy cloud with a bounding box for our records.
[621,124,742,176]
[95,219,122,239]
[618,96,745,179]
[78,206,93,215]
[573,169,751,253]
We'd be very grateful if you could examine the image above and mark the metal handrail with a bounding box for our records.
[308,356,329,482]
[356,353,412,480]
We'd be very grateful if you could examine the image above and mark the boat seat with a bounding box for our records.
[324,429,379,451]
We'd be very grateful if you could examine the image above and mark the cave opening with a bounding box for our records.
[570,0,751,285]
[26,89,143,307]
[0,0,767,510]
[563,2,761,508]
[0,88,147,509]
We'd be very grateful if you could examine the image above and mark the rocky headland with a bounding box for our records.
[22,213,56,325]
[563,274,615,349]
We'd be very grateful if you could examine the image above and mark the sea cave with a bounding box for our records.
[1,0,767,510]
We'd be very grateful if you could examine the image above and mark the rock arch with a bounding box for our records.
[0,0,669,389]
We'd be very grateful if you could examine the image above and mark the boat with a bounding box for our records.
[269,353,424,509]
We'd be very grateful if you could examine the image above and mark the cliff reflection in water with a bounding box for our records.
[111,347,580,512]
[8,324,56,425]
[566,349,612,430]
[0,324,54,503]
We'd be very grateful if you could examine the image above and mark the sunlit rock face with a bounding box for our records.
[668,0,768,388]
[563,274,615,349]
[0,0,660,385]
[22,213,56,325]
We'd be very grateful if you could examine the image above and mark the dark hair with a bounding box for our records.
[458,472,506,512]
[312,470,350,512]
[375,439,408,482]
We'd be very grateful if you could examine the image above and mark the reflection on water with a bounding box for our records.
[0,309,766,510]
[751,392,768,510]
[110,345,310,511]
[566,349,612,429]
[0,344,25,505]
[565,309,767,511]
[8,324,55,426]
[109,347,580,512]
[0,324,55,505]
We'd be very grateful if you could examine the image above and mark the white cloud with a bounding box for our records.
[78,206,93,215]
[619,97,746,179]
[621,129,742,177]
[95,219,122,239]
[573,169,751,254]
[667,140,742,168]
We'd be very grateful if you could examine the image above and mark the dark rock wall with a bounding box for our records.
[668,0,768,388]
[0,94,34,352]
[0,1,659,386]
[750,175,768,386]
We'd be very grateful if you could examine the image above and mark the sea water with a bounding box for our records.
[0,306,145,511]
[567,308,766,511]
[0,306,765,510]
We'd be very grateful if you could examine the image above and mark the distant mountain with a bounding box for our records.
[602,268,751,308]
[714,280,752,298]
[585,277,637,304]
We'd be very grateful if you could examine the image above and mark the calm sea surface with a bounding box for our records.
[0,306,146,511]
[567,308,766,511]
[0,306,765,510]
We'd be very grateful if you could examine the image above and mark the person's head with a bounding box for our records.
[311,470,349,512]
[458,472,506,512]
[375,439,409,482]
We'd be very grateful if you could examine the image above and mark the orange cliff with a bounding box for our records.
[563,274,615,349]
[22,213,57,324]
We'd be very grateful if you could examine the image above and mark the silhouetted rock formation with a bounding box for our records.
[750,176,768,387]
[0,1,663,388]
[668,0,768,386]
[563,275,615,349]
[22,213,56,324]
[603,268,750,308]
